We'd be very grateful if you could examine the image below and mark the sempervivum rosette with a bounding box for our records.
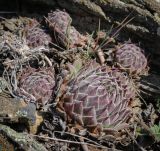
[47,10,105,64]
[17,67,55,106]
[25,19,52,48]
[0,31,28,55]
[47,10,86,48]
[60,60,135,130]
[115,43,148,75]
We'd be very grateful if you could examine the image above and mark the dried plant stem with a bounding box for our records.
[96,48,105,65]
[79,137,89,151]
[54,131,103,147]
[29,134,111,150]
[102,17,134,50]
[42,55,52,67]
[93,13,134,65]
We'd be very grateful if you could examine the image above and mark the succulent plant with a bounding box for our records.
[47,9,86,48]
[115,43,148,75]
[25,19,52,48]
[47,10,105,64]
[60,60,135,129]
[17,67,55,105]
[0,31,28,55]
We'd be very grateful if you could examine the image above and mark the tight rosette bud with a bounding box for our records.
[115,43,148,75]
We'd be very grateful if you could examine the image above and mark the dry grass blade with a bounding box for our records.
[92,14,134,64]
[102,16,134,49]
[49,41,66,51]
[96,12,134,51]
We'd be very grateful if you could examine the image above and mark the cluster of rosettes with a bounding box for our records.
[115,43,148,75]
[6,10,148,133]
[61,61,135,129]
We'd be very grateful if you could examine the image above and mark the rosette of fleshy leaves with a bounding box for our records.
[115,43,148,75]
[47,9,87,48]
[24,19,52,48]
[58,59,136,132]
[16,67,55,106]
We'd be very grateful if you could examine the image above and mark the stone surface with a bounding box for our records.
[0,93,37,127]
[0,124,47,151]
